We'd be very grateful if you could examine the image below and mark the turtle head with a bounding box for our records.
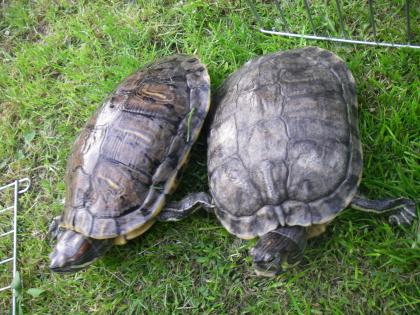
[49,229,112,273]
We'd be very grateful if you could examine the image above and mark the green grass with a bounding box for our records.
[0,0,419,313]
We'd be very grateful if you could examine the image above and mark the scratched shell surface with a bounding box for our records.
[61,55,210,239]
[208,47,362,239]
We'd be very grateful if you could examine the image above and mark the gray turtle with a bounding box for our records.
[158,47,416,276]
[49,55,210,272]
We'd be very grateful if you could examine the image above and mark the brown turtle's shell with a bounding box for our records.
[208,47,362,239]
[60,55,210,242]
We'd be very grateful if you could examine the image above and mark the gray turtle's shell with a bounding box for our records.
[60,55,210,240]
[208,47,362,239]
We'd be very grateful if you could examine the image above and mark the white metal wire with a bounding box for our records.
[0,178,30,315]
[247,0,420,49]
[258,29,420,49]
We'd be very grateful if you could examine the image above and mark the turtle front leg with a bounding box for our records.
[251,226,307,277]
[157,192,214,222]
[350,195,416,226]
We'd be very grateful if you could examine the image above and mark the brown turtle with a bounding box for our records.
[158,47,416,276]
[49,54,210,272]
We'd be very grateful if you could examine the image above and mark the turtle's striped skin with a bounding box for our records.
[208,47,362,239]
[49,54,210,272]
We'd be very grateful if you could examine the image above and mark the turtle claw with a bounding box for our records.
[48,216,62,241]
[388,199,416,226]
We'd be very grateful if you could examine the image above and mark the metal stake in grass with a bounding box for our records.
[303,0,317,35]
[0,178,30,315]
[405,0,412,43]
[274,0,289,32]
[335,0,347,38]
[368,0,377,41]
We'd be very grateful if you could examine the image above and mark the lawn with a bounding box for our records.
[0,0,419,314]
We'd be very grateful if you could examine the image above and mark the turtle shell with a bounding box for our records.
[60,55,210,242]
[208,47,362,239]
